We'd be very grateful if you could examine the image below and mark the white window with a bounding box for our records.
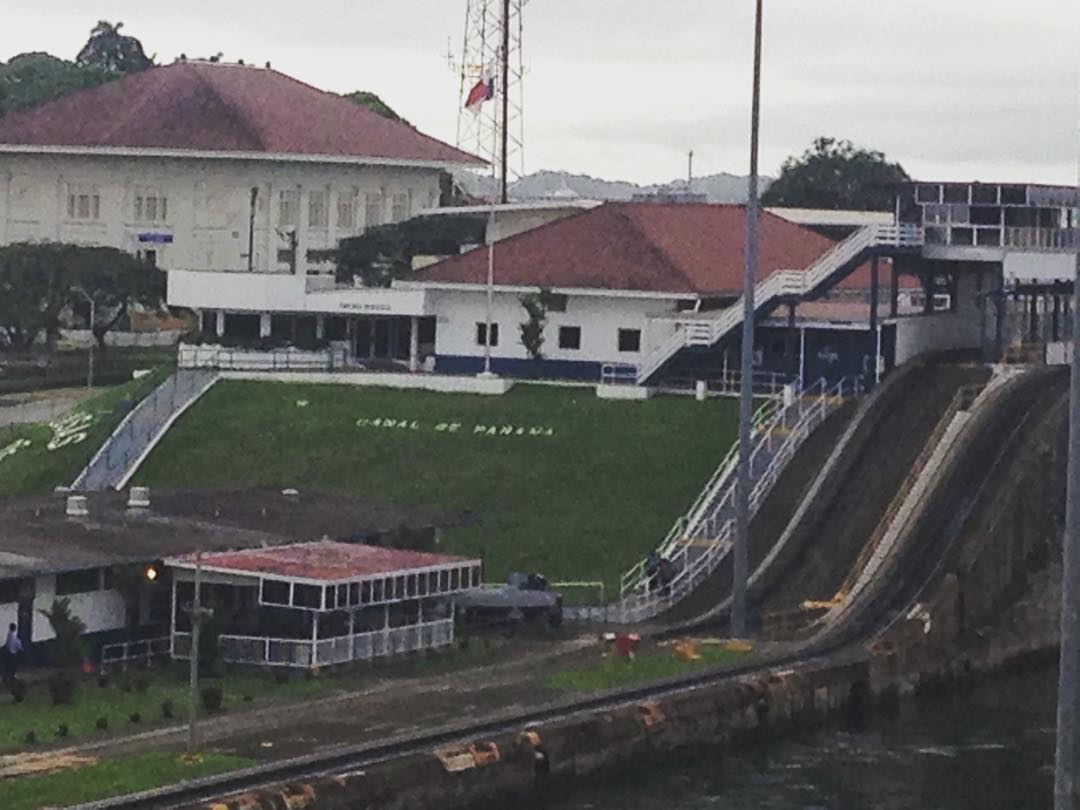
[391,191,411,223]
[279,189,300,227]
[364,191,384,229]
[337,189,357,230]
[308,190,328,229]
[67,185,101,221]
[134,188,168,223]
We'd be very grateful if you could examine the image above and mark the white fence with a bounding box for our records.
[100,635,172,672]
[172,618,455,669]
[178,343,347,372]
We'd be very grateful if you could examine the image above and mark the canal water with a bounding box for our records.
[544,664,1057,810]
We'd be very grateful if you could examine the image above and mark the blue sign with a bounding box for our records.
[137,233,174,244]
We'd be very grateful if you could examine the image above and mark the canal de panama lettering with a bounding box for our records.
[0,411,98,467]
[355,417,555,437]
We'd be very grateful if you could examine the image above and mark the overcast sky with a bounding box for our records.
[2,1,1077,185]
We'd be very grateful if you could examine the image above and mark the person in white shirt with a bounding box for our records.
[2,623,23,686]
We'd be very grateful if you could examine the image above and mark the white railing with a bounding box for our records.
[1003,227,1080,252]
[100,636,172,672]
[607,377,859,622]
[171,619,454,669]
[661,370,796,399]
[178,343,348,372]
[635,224,925,384]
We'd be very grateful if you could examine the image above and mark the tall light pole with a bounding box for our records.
[732,0,764,639]
[1053,111,1080,810]
[73,288,95,388]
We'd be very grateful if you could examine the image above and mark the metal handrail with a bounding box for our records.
[611,377,858,620]
[634,223,917,385]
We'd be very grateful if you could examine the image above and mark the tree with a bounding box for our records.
[329,215,487,287]
[39,598,87,704]
[70,247,165,351]
[0,52,113,116]
[342,91,409,125]
[76,21,154,75]
[0,243,164,353]
[519,289,560,362]
[761,137,910,211]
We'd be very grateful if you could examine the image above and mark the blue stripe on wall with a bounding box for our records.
[435,355,603,381]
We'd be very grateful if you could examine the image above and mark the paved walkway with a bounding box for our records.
[0,388,97,428]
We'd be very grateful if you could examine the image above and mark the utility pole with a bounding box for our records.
[1055,240,1080,810]
[500,0,511,204]
[187,551,206,755]
[247,187,258,272]
[732,0,764,639]
[688,149,694,186]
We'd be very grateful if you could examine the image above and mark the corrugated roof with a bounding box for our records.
[413,202,887,295]
[0,60,482,166]
[169,540,477,582]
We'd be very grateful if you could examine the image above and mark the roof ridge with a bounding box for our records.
[611,205,708,293]
[186,62,268,151]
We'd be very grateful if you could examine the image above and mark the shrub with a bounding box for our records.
[273,669,290,686]
[161,699,174,719]
[39,598,87,669]
[10,679,26,703]
[134,674,150,692]
[128,712,141,724]
[242,694,254,703]
[97,675,109,689]
[55,724,69,739]
[47,672,77,706]
[24,731,36,745]
[201,685,223,712]
[95,717,108,731]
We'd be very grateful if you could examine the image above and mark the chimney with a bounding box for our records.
[66,495,89,518]
[127,487,151,510]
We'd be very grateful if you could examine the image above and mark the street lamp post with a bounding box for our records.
[73,288,95,388]
[732,0,764,639]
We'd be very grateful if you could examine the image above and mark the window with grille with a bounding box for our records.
[308,190,328,229]
[391,191,411,223]
[67,185,101,221]
[279,189,300,227]
[365,192,384,229]
[134,189,168,223]
[337,190,357,230]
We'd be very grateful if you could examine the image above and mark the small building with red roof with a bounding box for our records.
[165,540,481,669]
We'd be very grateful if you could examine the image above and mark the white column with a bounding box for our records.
[409,316,420,372]
[169,574,178,658]
[215,311,226,338]
[316,316,326,341]
[259,313,272,338]
[311,612,319,669]
[348,610,355,662]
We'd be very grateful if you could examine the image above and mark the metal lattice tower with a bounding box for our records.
[455,0,526,192]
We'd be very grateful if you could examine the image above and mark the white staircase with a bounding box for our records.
[72,369,219,491]
[568,377,859,624]
[636,223,924,384]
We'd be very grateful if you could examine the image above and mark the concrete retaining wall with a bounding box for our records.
[219,370,515,396]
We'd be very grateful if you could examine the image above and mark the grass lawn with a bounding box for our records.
[134,382,739,594]
[0,666,341,755]
[5,750,251,810]
[546,644,749,692]
[0,369,169,497]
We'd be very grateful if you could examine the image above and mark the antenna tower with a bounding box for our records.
[455,0,526,192]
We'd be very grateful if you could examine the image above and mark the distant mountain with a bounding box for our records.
[454,169,772,204]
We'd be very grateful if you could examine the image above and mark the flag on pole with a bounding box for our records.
[465,67,496,114]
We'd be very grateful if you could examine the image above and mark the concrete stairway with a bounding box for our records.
[72,369,218,491]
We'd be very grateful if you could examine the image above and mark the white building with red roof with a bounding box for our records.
[0,59,482,275]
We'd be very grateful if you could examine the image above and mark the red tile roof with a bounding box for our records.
[0,61,482,165]
[168,540,478,583]
[414,203,891,295]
